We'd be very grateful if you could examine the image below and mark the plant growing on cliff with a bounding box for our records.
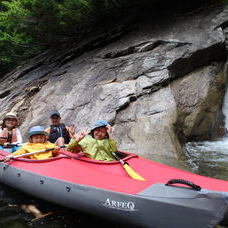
[0,0,131,75]
[0,0,215,76]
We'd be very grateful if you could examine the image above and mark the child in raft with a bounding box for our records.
[67,120,117,161]
[5,126,60,160]
[0,112,22,153]
[4,125,59,220]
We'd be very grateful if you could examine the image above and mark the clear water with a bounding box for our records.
[0,184,126,228]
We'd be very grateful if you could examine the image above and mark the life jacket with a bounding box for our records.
[1,128,17,144]
[48,123,70,144]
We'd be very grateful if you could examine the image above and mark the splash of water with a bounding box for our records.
[184,139,228,180]
[222,84,228,131]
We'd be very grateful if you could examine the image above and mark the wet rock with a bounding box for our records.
[171,63,226,142]
[114,87,182,160]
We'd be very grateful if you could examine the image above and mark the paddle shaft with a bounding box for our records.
[112,152,130,166]
[0,148,55,162]
[10,146,66,158]
[0,147,83,162]
[2,143,23,148]
[13,148,54,159]
[112,152,146,181]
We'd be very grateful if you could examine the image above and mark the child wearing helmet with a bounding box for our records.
[6,126,60,160]
[67,120,117,161]
[0,112,22,153]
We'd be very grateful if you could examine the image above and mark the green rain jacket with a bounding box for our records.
[67,135,117,161]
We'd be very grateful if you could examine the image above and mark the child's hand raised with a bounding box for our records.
[106,125,112,134]
[68,124,76,135]
[74,132,87,142]
[106,125,114,137]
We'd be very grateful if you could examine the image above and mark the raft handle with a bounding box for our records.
[165,179,201,191]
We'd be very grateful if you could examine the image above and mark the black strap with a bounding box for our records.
[7,132,12,143]
[165,179,201,191]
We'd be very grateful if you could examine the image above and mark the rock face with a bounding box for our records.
[0,3,228,161]
[171,64,226,141]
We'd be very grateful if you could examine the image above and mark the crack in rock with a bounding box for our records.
[103,40,190,59]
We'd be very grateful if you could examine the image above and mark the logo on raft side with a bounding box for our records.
[102,198,138,211]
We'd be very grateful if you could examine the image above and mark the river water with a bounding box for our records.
[0,183,126,228]
[183,83,228,182]
[184,139,228,181]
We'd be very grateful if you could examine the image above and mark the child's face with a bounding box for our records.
[5,118,17,129]
[31,135,46,143]
[51,116,61,126]
[93,127,107,140]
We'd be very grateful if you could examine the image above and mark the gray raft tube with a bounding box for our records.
[1,165,228,228]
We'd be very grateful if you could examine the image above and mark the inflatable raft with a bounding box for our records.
[0,150,227,228]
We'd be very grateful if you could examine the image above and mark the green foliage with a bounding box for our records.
[0,0,132,75]
[0,0,221,76]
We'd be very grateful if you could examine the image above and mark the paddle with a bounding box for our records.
[0,146,84,162]
[0,148,55,162]
[2,143,23,148]
[112,152,146,181]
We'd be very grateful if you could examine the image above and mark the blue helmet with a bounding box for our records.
[90,120,109,132]
[28,126,48,138]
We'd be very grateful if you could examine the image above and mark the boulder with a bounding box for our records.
[171,63,226,142]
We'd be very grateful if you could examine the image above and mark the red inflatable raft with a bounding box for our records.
[0,150,227,228]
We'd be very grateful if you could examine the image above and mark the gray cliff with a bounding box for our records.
[1,3,228,162]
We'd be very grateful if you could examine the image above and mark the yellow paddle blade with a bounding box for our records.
[123,164,146,181]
